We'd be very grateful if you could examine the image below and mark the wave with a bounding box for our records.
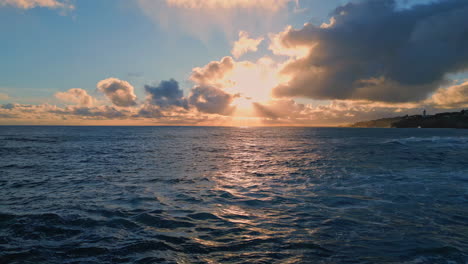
[2,127,468,264]
[1,137,61,143]
[385,136,468,145]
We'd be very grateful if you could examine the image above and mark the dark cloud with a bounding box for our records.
[273,0,468,102]
[188,85,236,115]
[145,79,189,109]
[144,79,237,116]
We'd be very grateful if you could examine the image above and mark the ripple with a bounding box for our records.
[1,127,467,263]
[134,213,195,229]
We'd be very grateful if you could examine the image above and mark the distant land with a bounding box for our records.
[349,110,468,128]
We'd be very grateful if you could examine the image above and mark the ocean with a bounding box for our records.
[1,126,467,263]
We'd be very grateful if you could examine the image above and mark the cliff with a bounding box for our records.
[349,110,468,128]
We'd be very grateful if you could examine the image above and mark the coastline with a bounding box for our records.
[349,110,468,129]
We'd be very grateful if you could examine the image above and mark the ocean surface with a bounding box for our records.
[1,126,467,264]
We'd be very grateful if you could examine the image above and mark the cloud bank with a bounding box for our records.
[3,80,468,126]
[272,0,468,103]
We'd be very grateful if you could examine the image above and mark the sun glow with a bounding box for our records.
[223,57,283,111]
[233,96,254,109]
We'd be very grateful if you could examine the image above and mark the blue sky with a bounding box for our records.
[0,0,214,101]
[0,0,356,102]
[1,0,467,126]
[0,0,438,97]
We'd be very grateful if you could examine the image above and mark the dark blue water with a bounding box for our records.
[1,127,467,264]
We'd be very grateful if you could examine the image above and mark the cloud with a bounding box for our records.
[271,0,468,103]
[96,78,138,107]
[165,0,291,11]
[136,104,163,119]
[143,77,237,116]
[137,0,294,40]
[430,81,468,109]
[190,56,235,87]
[231,31,264,58]
[250,99,428,126]
[0,0,74,10]
[190,56,283,103]
[268,26,310,58]
[188,85,236,115]
[253,99,308,120]
[0,103,132,121]
[145,79,189,109]
[0,103,60,120]
[55,88,95,106]
[1,103,15,109]
[0,95,462,126]
[53,105,129,119]
[0,101,237,125]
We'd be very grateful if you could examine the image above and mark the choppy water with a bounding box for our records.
[1,126,467,264]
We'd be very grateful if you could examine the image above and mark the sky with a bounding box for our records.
[1,0,468,126]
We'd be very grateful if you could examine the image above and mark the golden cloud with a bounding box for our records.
[0,0,73,10]
[231,31,264,58]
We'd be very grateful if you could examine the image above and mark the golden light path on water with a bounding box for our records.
[3,126,468,263]
[179,128,323,264]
